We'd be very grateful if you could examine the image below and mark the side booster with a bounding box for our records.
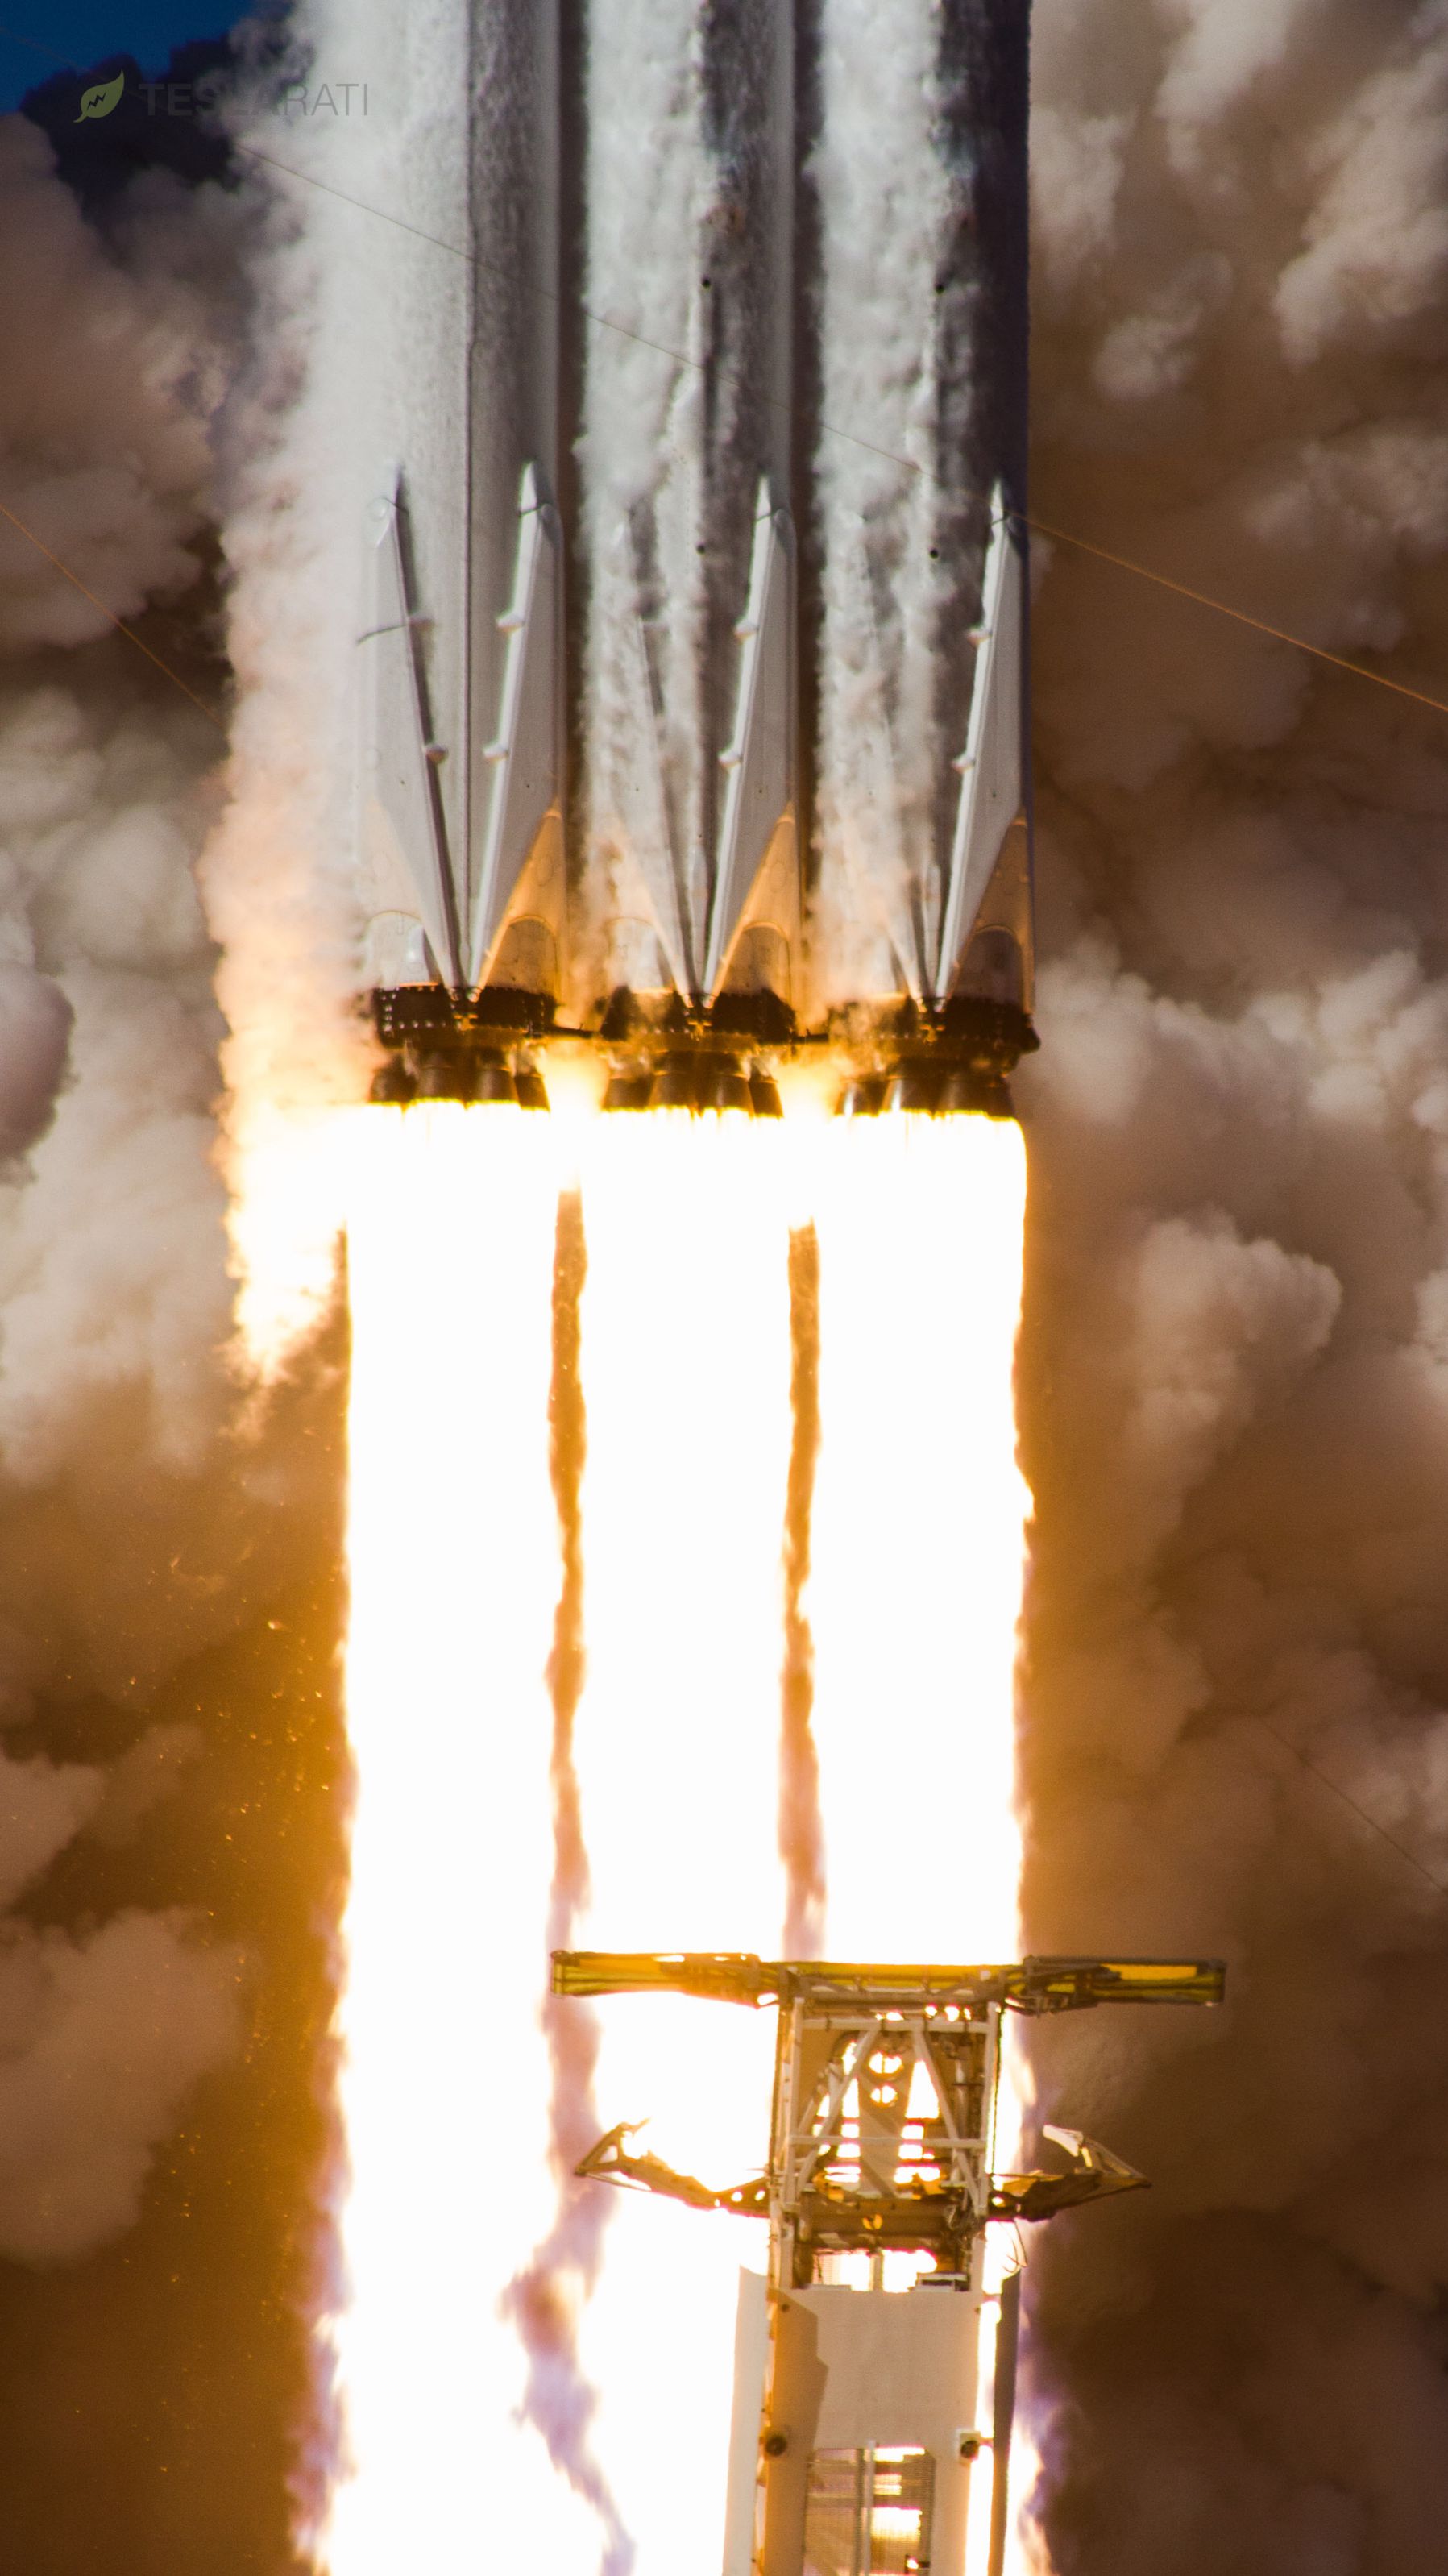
[554,1952,1226,2576]
[357,0,1034,1117]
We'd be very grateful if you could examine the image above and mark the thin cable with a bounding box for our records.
[239,146,1448,727]
[1019,511,1448,723]
[1253,1713,1448,1899]
[0,16,65,67]
[232,140,923,484]
[0,497,226,732]
[14,41,1448,734]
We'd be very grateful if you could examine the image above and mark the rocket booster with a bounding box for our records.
[358,0,1034,1116]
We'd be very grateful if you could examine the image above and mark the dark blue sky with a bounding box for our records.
[0,6,247,110]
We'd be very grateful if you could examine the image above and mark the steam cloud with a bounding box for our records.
[1019,2,1448,2565]
[0,110,259,2266]
[7,0,1447,2557]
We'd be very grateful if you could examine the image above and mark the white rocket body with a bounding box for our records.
[353,0,1034,1113]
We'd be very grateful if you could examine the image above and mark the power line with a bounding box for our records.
[242,140,1448,726]
[1252,1713,1448,1900]
[0,497,226,732]
[1020,512,1448,724]
[7,38,1448,738]
[231,139,934,484]
[0,15,64,68]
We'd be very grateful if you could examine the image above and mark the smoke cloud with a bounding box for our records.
[0,1909,239,2265]
[1019,1,1448,2565]
[0,88,312,2307]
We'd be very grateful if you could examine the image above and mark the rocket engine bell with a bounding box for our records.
[353,0,1036,1117]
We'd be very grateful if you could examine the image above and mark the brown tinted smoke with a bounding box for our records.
[0,85,344,2576]
[0,108,253,2261]
[1017,3,1448,2569]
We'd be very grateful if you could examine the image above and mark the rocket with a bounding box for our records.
[357,0,1036,1118]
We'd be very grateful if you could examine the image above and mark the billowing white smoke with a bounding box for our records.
[1019,2,1448,2563]
[0,114,249,2261]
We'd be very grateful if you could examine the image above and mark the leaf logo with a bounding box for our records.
[76,71,124,121]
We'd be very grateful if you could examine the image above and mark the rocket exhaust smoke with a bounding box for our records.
[8,0,1448,2567]
[0,86,310,2323]
[1017,3,1448,2568]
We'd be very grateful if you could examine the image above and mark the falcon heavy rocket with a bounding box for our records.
[355,0,1035,1120]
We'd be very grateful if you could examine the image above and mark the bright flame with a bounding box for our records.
[569,1109,795,2575]
[1003,2424,1052,2576]
[322,1103,596,2574]
[807,1112,1030,1967]
[322,1093,1036,2576]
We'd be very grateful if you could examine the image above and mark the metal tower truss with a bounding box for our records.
[773,1980,999,2279]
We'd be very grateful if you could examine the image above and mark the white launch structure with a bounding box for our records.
[554,1952,1225,2576]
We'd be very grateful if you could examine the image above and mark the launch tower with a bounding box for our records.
[554,1951,1226,2576]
